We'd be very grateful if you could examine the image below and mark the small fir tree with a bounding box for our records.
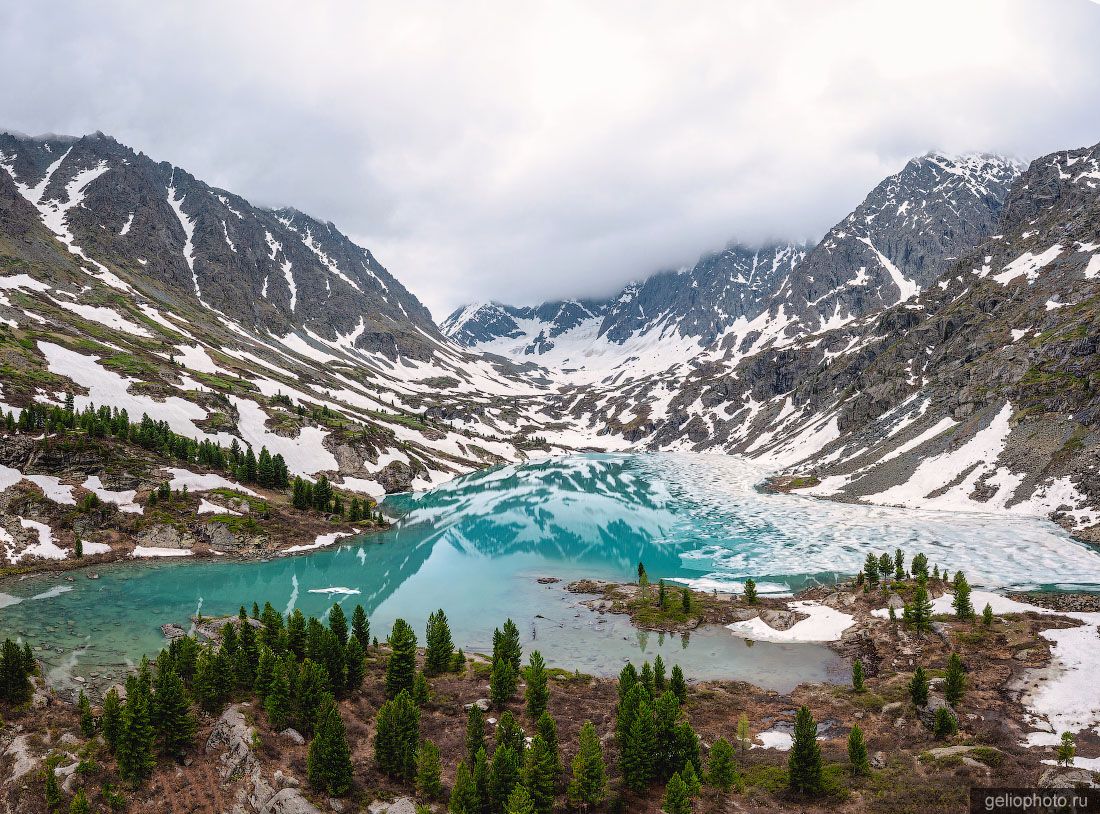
[743,578,758,604]
[933,707,958,740]
[952,571,974,619]
[1057,732,1076,766]
[706,736,737,791]
[943,652,966,706]
[848,724,869,775]
[307,695,353,796]
[567,721,606,810]
[787,706,823,796]
[852,658,865,693]
[385,618,418,699]
[416,739,444,800]
[662,772,691,814]
[908,666,930,707]
[525,650,549,721]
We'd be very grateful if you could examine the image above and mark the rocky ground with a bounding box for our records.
[0,429,388,576]
[2,578,1097,814]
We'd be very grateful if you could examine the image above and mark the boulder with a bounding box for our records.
[1038,765,1100,789]
[377,461,416,494]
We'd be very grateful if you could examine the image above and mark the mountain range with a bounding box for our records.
[1,129,1098,543]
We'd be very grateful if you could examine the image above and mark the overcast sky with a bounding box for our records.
[3,1,1100,318]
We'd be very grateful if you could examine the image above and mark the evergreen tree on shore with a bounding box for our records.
[848,724,869,775]
[385,619,418,699]
[307,695,353,796]
[525,651,549,720]
[425,609,455,675]
[788,706,822,795]
[952,572,974,619]
[908,666,930,707]
[944,652,966,705]
[351,604,370,649]
[116,691,156,786]
[568,721,606,810]
[707,736,737,791]
[465,704,486,763]
[153,663,195,758]
[416,739,443,800]
[375,690,420,781]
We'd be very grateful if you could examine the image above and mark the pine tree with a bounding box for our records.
[903,583,934,634]
[265,662,292,731]
[257,446,275,487]
[193,647,232,713]
[894,548,905,580]
[465,703,486,763]
[490,656,517,709]
[736,713,750,759]
[682,761,701,797]
[848,724,869,775]
[1057,732,1076,766]
[424,609,455,675]
[294,659,332,734]
[78,689,96,737]
[254,646,276,699]
[908,666,930,707]
[525,651,549,721]
[473,748,491,814]
[153,663,195,758]
[911,553,929,580]
[494,619,523,675]
[982,603,994,627]
[944,652,966,706]
[68,789,90,814]
[504,785,536,814]
[640,661,655,698]
[489,743,523,813]
[879,552,893,580]
[933,707,958,739]
[74,535,83,558]
[307,695,353,796]
[328,603,349,646]
[658,579,668,609]
[0,638,31,703]
[413,671,431,706]
[743,578,757,604]
[385,618,418,699]
[706,736,737,791]
[312,475,333,512]
[116,691,156,786]
[449,760,480,814]
[663,772,691,814]
[615,683,649,748]
[852,658,865,693]
[670,664,687,704]
[653,690,682,779]
[102,687,123,751]
[863,552,880,587]
[952,571,974,619]
[351,604,370,649]
[374,690,421,781]
[287,609,307,658]
[787,706,822,795]
[496,711,526,756]
[618,662,638,699]
[416,739,443,800]
[568,720,606,810]
[524,734,557,814]
[44,756,62,813]
[680,587,692,614]
[620,699,656,791]
[344,637,365,692]
[653,654,667,693]
[535,711,562,779]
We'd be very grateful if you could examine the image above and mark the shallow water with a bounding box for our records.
[2,453,1098,694]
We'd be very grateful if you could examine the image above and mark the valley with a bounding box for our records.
[1,129,1099,811]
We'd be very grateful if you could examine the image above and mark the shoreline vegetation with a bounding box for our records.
[2,551,1097,813]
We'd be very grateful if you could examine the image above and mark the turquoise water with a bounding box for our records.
[3,453,1099,694]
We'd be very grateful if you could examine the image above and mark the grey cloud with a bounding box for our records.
[2,0,1099,318]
